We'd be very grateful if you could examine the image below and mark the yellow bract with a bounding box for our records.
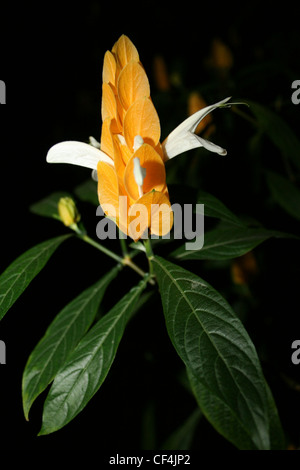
[123,98,161,151]
[118,61,150,111]
[97,161,119,212]
[97,34,173,240]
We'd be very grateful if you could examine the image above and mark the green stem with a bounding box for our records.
[119,233,129,256]
[77,232,152,282]
[143,238,155,281]
[231,105,259,128]
[79,234,124,264]
[122,256,146,278]
[144,238,154,259]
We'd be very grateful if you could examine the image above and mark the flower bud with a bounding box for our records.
[153,55,170,91]
[58,197,81,227]
[231,252,258,286]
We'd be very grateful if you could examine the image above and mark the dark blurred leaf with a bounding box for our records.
[266,171,300,221]
[247,100,300,171]
[74,179,98,206]
[30,192,71,220]
[197,190,245,227]
[172,226,276,261]
[161,408,202,450]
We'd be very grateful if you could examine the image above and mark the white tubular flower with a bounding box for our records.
[46,141,113,170]
[162,97,231,159]
[46,97,231,173]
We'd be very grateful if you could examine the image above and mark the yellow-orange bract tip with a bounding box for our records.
[124,97,161,151]
[113,35,139,70]
[102,50,117,88]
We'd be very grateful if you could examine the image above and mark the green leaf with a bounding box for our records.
[187,368,285,451]
[22,266,120,420]
[161,408,202,450]
[172,226,273,261]
[197,190,245,227]
[264,381,286,450]
[30,192,71,220]
[152,256,284,449]
[0,235,71,321]
[266,171,300,221]
[247,100,300,171]
[73,179,98,206]
[39,276,148,435]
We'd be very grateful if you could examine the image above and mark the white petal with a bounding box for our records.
[91,169,98,181]
[162,97,231,159]
[89,136,101,149]
[116,134,126,146]
[46,141,114,170]
[191,134,227,156]
[133,157,146,186]
[133,135,144,152]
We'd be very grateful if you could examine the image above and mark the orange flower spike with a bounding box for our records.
[153,55,170,91]
[124,144,166,201]
[124,97,161,151]
[188,92,213,135]
[210,38,233,71]
[231,252,258,286]
[47,34,231,242]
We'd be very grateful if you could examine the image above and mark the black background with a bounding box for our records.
[1,1,300,451]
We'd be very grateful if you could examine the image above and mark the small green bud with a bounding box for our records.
[58,197,81,227]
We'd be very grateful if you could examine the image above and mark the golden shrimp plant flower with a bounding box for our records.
[47,35,230,240]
